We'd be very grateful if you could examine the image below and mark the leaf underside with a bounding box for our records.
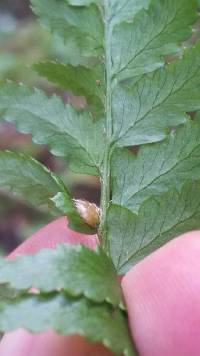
[0,1,200,352]
[0,83,103,176]
[0,245,134,355]
[0,244,124,308]
[109,181,200,273]
[0,0,199,266]
[0,151,94,234]
[0,292,134,356]
[112,115,200,214]
[34,61,105,118]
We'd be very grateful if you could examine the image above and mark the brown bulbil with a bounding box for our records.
[74,199,100,228]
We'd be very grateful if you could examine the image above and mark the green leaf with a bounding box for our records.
[112,115,200,213]
[0,151,93,234]
[30,0,103,63]
[112,43,200,146]
[0,151,59,206]
[0,82,104,176]
[1,1,200,353]
[34,61,105,118]
[112,0,198,80]
[0,293,135,356]
[1,1,199,261]
[0,244,124,308]
[96,0,199,253]
[108,182,200,274]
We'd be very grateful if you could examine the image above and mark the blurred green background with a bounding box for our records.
[0,0,100,255]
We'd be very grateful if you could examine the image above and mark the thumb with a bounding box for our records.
[122,230,200,356]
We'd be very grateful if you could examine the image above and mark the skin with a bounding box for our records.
[0,217,200,355]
